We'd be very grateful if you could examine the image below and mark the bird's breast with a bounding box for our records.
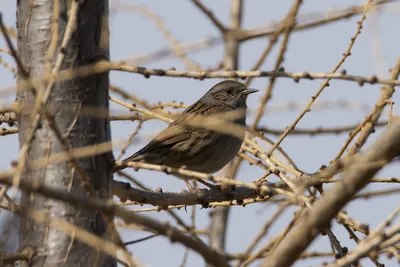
[188,134,244,174]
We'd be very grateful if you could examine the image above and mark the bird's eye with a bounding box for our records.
[226,89,232,94]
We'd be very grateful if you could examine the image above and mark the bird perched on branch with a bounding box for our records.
[113,80,258,191]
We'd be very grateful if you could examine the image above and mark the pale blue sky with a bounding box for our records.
[1,1,400,266]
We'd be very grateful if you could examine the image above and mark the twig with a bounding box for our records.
[191,0,226,33]
[237,0,393,41]
[8,61,400,97]
[346,58,400,155]
[0,55,16,76]
[116,121,143,160]
[243,206,304,266]
[267,0,374,156]
[0,128,18,136]
[118,4,203,71]
[0,174,230,267]
[0,251,32,266]
[113,180,263,208]
[236,203,289,267]
[262,119,400,267]
[325,222,400,267]
[116,171,205,243]
[256,121,388,136]
[28,210,134,266]
[252,0,303,127]
[123,233,160,246]
[0,14,29,77]
[112,162,301,202]
[242,144,347,258]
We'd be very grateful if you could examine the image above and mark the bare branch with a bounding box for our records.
[191,0,227,33]
[262,120,400,267]
[0,174,230,267]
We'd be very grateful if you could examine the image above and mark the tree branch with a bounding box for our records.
[262,119,400,267]
[113,180,269,207]
[0,175,230,267]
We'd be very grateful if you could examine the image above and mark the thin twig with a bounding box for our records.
[267,0,374,156]
[191,0,226,33]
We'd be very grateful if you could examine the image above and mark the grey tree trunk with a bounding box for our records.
[17,1,116,266]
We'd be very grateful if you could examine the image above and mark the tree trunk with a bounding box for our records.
[17,0,116,266]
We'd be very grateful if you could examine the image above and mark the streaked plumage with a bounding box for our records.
[113,80,258,189]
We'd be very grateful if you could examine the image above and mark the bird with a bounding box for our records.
[113,80,258,191]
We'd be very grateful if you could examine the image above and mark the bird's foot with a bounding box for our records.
[196,179,220,191]
[183,178,200,192]
[182,177,220,192]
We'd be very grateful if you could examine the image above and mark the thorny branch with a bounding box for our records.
[1,1,400,266]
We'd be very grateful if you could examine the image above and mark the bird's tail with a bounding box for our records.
[112,154,140,173]
[111,164,126,173]
[112,151,146,173]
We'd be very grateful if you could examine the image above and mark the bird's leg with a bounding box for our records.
[181,175,219,191]
[182,177,196,192]
[196,178,219,190]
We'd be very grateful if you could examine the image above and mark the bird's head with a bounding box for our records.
[202,80,258,109]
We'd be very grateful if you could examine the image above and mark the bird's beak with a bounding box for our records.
[241,88,259,95]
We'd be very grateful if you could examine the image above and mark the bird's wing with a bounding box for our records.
[125,102,232,162]
[125,103,202,162]
[127,124,191,161]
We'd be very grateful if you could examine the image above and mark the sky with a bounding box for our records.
[1,0,400,266]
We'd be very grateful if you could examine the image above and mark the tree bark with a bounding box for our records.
[17,0,116,266]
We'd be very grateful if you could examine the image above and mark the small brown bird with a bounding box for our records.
[113,80,258,190]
